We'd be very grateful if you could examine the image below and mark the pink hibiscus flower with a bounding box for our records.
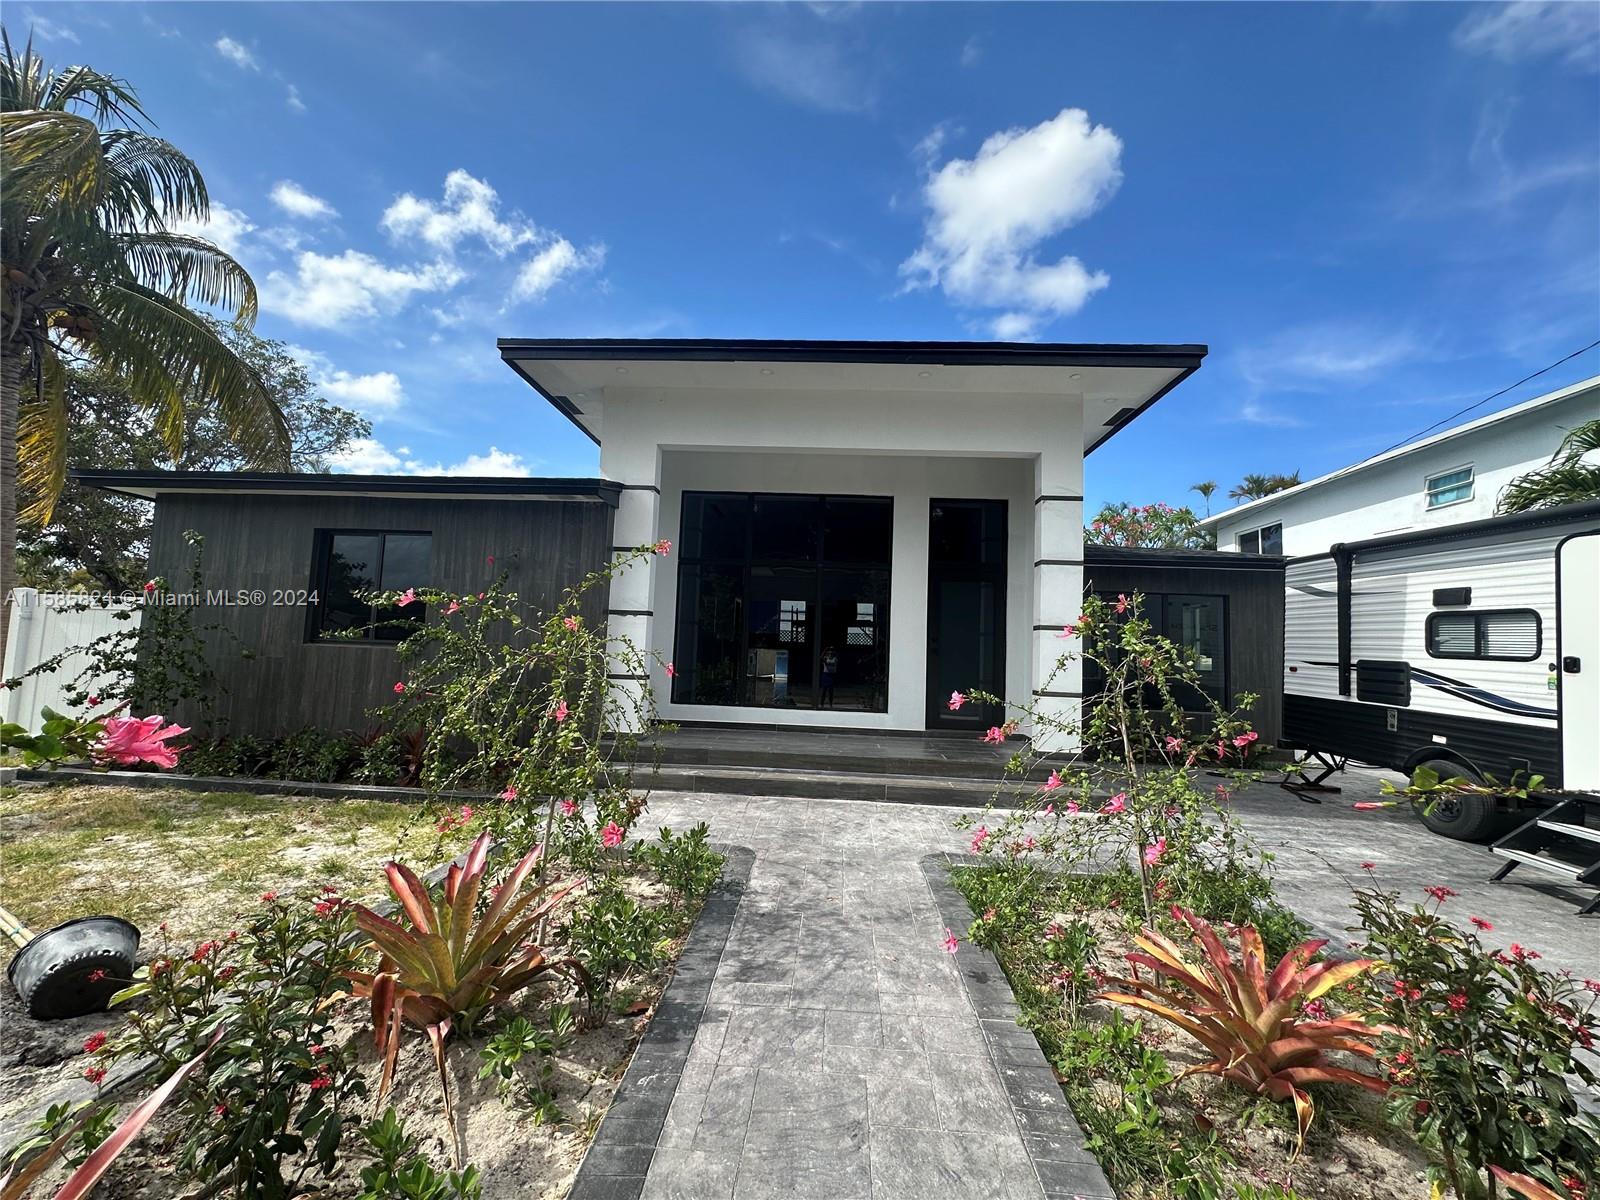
[947,691,966,711]
[96,715,190,769]
[654,539,672,556]
[601,820,625,848]
[552,699,569,723]
[1143,838,1167,866]
[1040,771,1063,793]
[563,616,580,632]
[1103,792,1127,815]
[982,726,1006,745]
[500,786,518,801]
[396,588,417,608]
[665,662,676,678]
[444,600,461,616]
[943,928,959,955]
[560,798,578,816]
[393,681,406,694]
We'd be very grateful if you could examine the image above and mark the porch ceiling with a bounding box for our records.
[498,337,1206,452]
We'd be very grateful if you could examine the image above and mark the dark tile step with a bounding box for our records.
[637,762,1027,808]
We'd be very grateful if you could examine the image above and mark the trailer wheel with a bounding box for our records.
[1411,758,1499,842]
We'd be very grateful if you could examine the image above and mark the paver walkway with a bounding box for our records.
[635,795,1049,1200]
[626,769,1598,1199]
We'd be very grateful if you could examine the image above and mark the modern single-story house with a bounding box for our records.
[1200,375,1600,558]
[74,337,1289,755]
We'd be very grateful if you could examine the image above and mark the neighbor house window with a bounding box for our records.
[1425,466,1474,509]
[673,493,892,712]
[1236,523,1282,555]
[309,530,431,642]
[1426,609,1540,662]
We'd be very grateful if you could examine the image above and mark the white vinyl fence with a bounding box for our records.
[3,588,140,730]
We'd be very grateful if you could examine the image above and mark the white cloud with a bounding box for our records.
[1238,325,1424,393]
[168,202,256,257]
[214,36,258,71]
[270,180,338,221]
[319,370,405,412]
[286,84,306,113]
[262,249,463,329]
[511,239,606,304]
[329,438,534,477]
[960,36,982,68]
[900,108,1122,335]
[1454,2,1599,72]
[381,170,538,257]
[24,10,78,42]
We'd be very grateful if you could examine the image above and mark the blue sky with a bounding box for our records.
[20,1,1600,514]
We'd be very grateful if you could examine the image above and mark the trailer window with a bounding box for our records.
[1426,609,1540,661]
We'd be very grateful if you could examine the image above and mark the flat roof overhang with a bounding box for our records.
[72,469,622,506]
[497,337,1208,453]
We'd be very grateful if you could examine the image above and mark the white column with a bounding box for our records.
[604,477,662,733]
[1031,449,1084,754]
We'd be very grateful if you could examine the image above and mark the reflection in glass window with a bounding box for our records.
[672,492,892,711]
[1084,592,1228,708]
[310,530,430,642]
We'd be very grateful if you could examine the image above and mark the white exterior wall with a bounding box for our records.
[1213,387,1599,558]
[595,384,1086,743]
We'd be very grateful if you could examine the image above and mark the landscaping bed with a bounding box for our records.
[1,783,725,1199]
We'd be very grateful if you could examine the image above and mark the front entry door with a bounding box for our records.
[926,499,1007,730]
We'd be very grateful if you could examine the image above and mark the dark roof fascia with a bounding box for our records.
[497,337,1208,370]
[1287,498,1600,566]
[70,470,623,507]
[1086,545,1288,572]
[497,338,1208,449]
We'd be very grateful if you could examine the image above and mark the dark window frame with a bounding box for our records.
[306,528,432,645]
[672,491,894,711]
[1425,607,1541,662]
[1083,591,1230,706]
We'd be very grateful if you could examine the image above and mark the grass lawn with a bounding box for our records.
[0,782,461,944]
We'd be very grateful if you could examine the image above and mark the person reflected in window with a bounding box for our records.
[820,646,839,707]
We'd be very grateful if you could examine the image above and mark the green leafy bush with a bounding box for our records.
[1353,886,1600,1200]
[265,727,358,782]
[477,1008,575,1122]
[633,822,722,913]
[563,879,666,1023]
[108,891,368,1198]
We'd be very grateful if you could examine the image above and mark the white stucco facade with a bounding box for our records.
[1203,377,1600,559]
[499,341,1206,749]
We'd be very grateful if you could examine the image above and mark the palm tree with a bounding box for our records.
[1190,480,1217,515]
[1497,420,1600,515]
[1,32,289,665]
[1228,471,1301,501]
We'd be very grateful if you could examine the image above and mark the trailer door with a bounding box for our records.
[1558,531,1600,792]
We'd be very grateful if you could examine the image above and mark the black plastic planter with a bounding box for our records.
[7,916,141,1020]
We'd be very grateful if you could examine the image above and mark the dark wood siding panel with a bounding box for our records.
[1079,561,1284,743]
[148,494,614,737]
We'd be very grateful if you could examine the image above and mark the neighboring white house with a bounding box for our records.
[1200,376,1600,558]
[498,338,1207,750]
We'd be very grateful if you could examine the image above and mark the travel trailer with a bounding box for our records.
[1281,501,1600,891]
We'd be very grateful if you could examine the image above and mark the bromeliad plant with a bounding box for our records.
[344,833,583,1157]
[1097,906,1390,1150]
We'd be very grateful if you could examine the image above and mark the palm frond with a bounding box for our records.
[1496,420,1600,514]
[17,350,69,524]
[114,231,257,321]
[2,27,148,124]
[0,108,105,214]
[92,281,289,465]
[99,129,210,227]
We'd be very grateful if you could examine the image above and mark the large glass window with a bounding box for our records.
[1236,523,1282,555]
[1082,592,1228,708]
[672,493,892,711]
[309,530,431,642]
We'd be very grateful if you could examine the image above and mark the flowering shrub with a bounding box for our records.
[1,706,187,770]
[1352,886,1600,1200]
[1098,906,1389,1150]
[958,591,1271,929]
[95,714,189,767]
[1086,501,1213,550]
[358,542,669,865]
[106,892,369,1198]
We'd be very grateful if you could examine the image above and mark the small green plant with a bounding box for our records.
[3,1101,115,1172]
[267,727,358,782]
[355,1108,482,1200]
[633,822,722,912]
[1353,885,1600,1200]
[0,707,108,767]
[477,1007,575,1122]
[563,879,666,1023]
